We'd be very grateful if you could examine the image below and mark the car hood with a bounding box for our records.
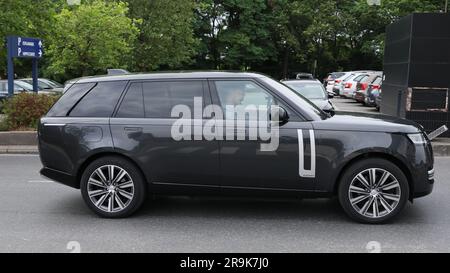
[313,111,422,134]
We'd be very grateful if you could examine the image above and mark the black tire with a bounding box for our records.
[338,158,409,224]
[80,156,146,218]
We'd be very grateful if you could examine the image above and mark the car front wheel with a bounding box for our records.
[80,156,146,218]
[338,158,409,224]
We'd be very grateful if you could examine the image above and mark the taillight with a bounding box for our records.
[360,83,368,90]
[345,82,352,88]
[335,79,341,84]
[372,84,380,89]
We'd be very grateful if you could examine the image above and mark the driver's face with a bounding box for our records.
[226,89,245,106]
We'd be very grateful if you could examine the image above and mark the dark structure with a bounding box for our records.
[382,13,450,137]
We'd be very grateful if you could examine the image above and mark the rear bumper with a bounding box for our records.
[40,167,79,189]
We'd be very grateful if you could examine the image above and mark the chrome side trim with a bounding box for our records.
[298,129,316,178]
[43,124,66,127]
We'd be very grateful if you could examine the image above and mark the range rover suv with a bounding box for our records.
[38,72,434,224]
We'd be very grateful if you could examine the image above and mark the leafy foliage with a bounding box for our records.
[45,0,140,81]
[0,0,446,82]
[125,0,199,71]
[2,93,60,130]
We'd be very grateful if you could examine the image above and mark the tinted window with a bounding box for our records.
[47,83,96,117]
[353,75,367,82]
[215,80,277,121]
[373,77,382,85]
[116,83,144,118]
[143,81,203,118]
[359,76,370,83]
[284,82,326,99]
[70,81,127,117]
[0,82,6,92]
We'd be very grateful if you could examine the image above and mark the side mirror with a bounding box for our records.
[328,91,335,99]
[270,105,289,125]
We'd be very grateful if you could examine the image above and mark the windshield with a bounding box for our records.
[15,81,33,91]
[284,82,326,100]
[261,77,327,120]
[22,79,51,89]
[41,79,63,88]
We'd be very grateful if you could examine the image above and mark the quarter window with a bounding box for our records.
[47,83,96,117]
[69,81,127,117]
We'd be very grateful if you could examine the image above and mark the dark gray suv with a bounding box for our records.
[38,72,434,223]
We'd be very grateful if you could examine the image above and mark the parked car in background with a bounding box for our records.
[366,76,383,107]
[283,80,335,113]
[332,72,353,96]
[0,80,34,99]
[325,72,346,92]
[341,73,367,98]
[355,73,382,104]
[296,73,315,80]
[20,78,64,94]
[375,88,382,111]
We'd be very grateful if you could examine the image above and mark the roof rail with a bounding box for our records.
[107,69,130,76]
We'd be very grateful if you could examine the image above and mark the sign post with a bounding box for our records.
[6,36,43,96]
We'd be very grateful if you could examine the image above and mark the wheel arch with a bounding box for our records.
[332,152,414,201]
[76,151,148,189]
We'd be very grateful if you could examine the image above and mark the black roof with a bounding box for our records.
[75,71,267,83]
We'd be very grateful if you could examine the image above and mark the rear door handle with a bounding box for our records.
[124,127,143,132]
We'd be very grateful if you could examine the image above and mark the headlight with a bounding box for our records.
[407,133,427,145]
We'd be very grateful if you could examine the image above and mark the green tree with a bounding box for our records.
[45,0,139,81]
[193,0,278,71]
[0,0,64,78]
[125,0,199,71]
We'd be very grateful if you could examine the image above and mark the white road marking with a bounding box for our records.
[28,180,53,183]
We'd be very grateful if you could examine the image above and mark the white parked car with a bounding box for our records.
[325,72,346,93]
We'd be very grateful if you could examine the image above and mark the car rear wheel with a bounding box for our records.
[338,158,409,224]
[81,156,146,218]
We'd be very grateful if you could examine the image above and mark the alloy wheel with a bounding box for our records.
[87,165,135,213]
[348,168,401,218]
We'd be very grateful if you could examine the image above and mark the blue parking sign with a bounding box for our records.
[6,36,44,96]
[7,36,43,59]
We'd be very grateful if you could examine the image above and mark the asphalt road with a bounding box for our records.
[332,96,380,114]
[0,154,449,253]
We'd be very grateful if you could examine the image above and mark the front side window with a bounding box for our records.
[215,81,276,121]
[69,81,127,117]
[143,81,204,118]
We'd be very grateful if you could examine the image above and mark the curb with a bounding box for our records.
[0,131,37,146]
[0,145,38,154]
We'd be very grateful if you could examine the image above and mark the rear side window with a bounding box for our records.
[69,81,127,117]
[116,83,144,118]
[47,83,96,117]
[373,77,382,85]
[359,75,370,83]
[353,75,366,82]
[143,81,204,118]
